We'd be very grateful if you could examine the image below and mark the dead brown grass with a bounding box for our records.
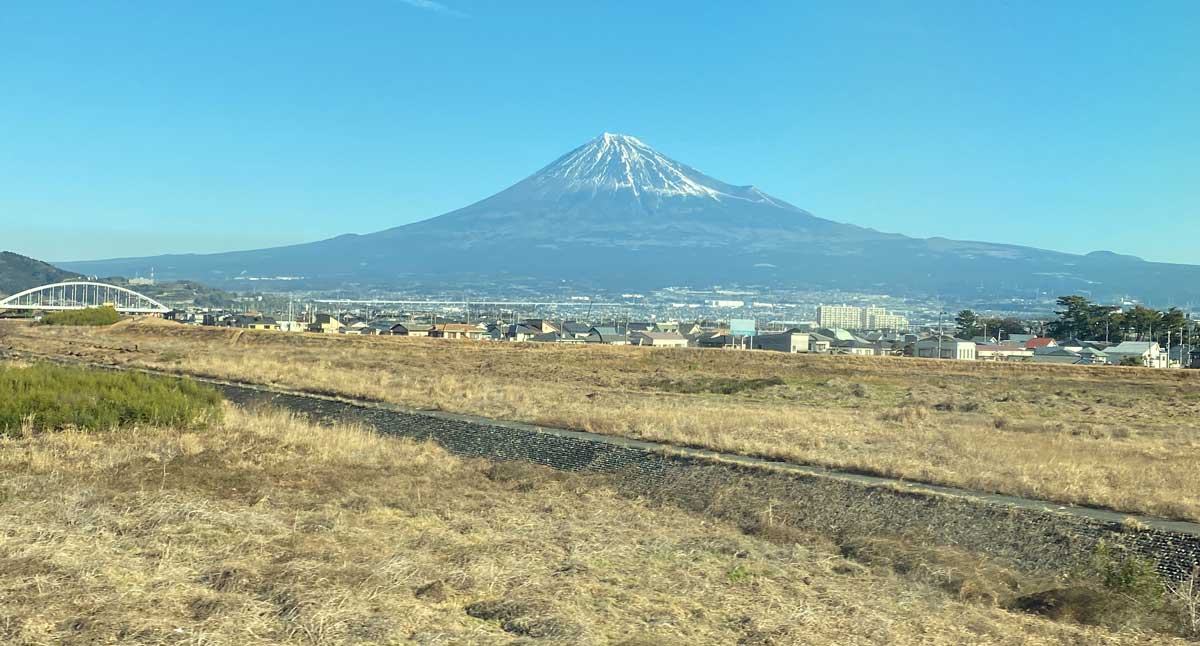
[3,319,1199,522]
[0,401,1180,644]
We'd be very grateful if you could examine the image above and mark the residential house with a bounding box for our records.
[307,313,343,334]
[164,310,196,324]
[1025,337,1058,351]
[915,336,976,360]
[277,320,307,333]
[695,333,743,349]
[521,319,560,334]
[629,331,689,348]
[560,322,593,339]
[529,331,584,344]
[430,323,485,340]
[751,330,810,353]
[1057,339,1088,353]
[1001,334,1037,348]
[1031,348,1086,365]
[585,327,628,345]
[505,324,541,342]
[830,339,878,356]
[1077,347,1110,364]
[202,312,235,327]
[872,333,907,355]
[390,323,431,337]
[1105,341,1167,368]
[808,332,834,354]
[231,314,279,331]
[975,345,1033,361]
[816,327,861,342]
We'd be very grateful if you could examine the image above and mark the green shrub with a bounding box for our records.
[0,364,223,434]
[1013,543,1179,633]
[1091,542,1163,603]
[39,306,121,326]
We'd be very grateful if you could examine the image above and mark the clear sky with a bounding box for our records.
[3,1,1197,264]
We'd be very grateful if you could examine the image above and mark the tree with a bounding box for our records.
[1158,308,1187,345]
[1124,306,1162,341]
[1049,295,1128,341]
[986,317,1028,339]
[1050,295,1094,339]
[955,310,981,339]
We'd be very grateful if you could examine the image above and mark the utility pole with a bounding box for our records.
[938,310,945,359]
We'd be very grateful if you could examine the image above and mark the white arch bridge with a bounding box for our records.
[0,282,170,314]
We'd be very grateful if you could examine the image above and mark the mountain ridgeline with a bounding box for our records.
[0,252,84,297]
[60,134,1200,302]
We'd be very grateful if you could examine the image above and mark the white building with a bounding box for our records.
[629,331,689,348]
[817,304,863,330]
[277,320,307,333]
[975,344,1033,361]
[915,336,976,360]
[865,308,909,331]
[819,304,908,331]
[1105,341,1167,368]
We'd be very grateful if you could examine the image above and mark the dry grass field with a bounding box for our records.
[0,385,1190,645]
[2,319,1199,523]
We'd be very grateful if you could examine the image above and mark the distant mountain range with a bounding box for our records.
[59,133,1200,303]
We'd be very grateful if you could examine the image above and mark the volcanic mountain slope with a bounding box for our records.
[61,134,1200,302]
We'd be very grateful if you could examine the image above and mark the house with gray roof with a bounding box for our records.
[751,329,810,353]
[585,327,628,345]
[630,331,689,347]
[1105,341,1166,368]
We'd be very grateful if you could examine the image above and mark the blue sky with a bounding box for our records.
[2,1,1197,264]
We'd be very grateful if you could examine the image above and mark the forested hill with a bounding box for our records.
[0,251,84,297]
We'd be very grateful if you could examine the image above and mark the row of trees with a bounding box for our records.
[1047,296,1190,344]
[953,311,1029,340]
[956,296,1194,345]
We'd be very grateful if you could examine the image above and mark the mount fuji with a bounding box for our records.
[62,133,1200,302]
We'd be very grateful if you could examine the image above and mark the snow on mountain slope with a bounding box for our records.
[525,133,786,206]
[404,132,874,245]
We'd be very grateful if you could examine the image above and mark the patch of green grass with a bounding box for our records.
[725,563,769,583]
[39,306,121,326]
[0,364,222,434]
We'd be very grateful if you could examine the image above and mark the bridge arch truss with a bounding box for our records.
[0,282,170,314]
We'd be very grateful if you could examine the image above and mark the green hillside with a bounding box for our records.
[0,251,84,297]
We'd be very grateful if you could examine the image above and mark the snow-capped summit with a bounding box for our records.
[522,132,786,207]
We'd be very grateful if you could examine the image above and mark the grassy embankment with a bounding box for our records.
[3,319,1200,523]
[38,305,121,326]
[0,363,221,433]
[0,361,1196,644]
